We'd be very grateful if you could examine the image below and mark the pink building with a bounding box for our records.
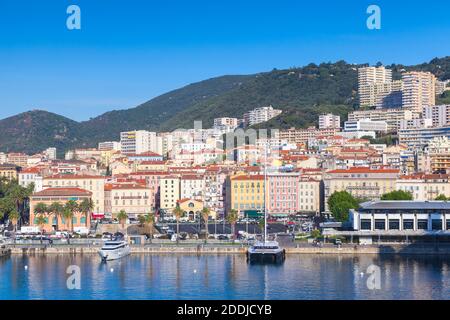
[267,172,300,215]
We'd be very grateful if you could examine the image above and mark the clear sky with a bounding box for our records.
[0,0,449,121]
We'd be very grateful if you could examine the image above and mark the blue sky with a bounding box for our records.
[0,0,449,121]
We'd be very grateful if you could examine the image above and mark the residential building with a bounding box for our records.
[160,176,181,211]
[267,172,299,215]
[323,167,399,211]
[402,71,436,113]
[399,125,450,149]
[319,114,341,129]
[243,106,282,127]
[104,183,152,218]
[7,153,28,168]
[43,175,105,216]
[120,130,162,155]
[397,174,450,201]
[180,174,205,201]
[18,167,43,192]
[277,127,341,145]
[344,119,388,133]
[358,66,402,108]
[43,148,57,160]
[426,136,450,174]
[0,164,19,180]
[423,105,450,127]
[348,108,419,132]
[98,141,121,151]
[226,174,265,215]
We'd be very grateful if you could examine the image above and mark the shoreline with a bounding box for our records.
[7,244,450,255]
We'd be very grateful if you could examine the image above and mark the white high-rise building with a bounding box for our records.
[344,119,388,133]
[120,130,162,155]
[402,71,436,114]
[319,113,341,129]
[243,106,282,127]
[358,66,402,108]
[423,105,450,128]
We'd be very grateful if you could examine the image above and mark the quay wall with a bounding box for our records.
[8,245,450,255]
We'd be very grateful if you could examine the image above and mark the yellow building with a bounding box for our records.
[177,198,204,221]
[324,167,399,211]
[43,175,105,216]
[0,164,19,181]
[226,174,265,215]
[160,175,180,211]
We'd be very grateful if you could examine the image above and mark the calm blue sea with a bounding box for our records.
[1,254,449,300]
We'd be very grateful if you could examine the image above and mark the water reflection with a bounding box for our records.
[0,254,449,300]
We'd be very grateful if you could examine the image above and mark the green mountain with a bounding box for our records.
[0,57,449,155]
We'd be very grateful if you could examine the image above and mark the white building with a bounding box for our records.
[43,147,57,160]
[98,141,121,151]
[243,106,282,127]
[120,130,162,155]
[402,71,436,114]
[423,105,450,127]
[358,66,402,108]
[348,108,419,132]
[344,119,387,133]
[319,114,341,129]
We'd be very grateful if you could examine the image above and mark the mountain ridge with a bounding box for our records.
[1,56,449,155]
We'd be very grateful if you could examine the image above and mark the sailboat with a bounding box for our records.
[247,143,286,263]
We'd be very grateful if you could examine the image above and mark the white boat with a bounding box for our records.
[98,240,130,261]
[247,241,286,263]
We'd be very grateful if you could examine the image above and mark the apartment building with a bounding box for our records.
[7,153,29,168]
[402,71,436,113]
[348,108,419,132]
[160,176,181,211]
[0,164,20,181]
[426,136,450,174]
[298,177,321,214]
[180,174,205,200]
[104,183,152,218]
[226,174,265,214]
[399,125,450,149]
[319,114,341,129]
[267,173,299,215]
[98,141,121,151]
[243,106,282,127]
[43,175,105,215]
[120,130,162,155]
[323,167,399,211]
[276,127,341,145]
[213,117,239,129]
[423,105,450,127]
[344,119,388,133]
[396,174,450,201]
[358,66,402,108]
[18,167,43,192]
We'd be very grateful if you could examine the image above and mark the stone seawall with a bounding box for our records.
[9,244,450,255]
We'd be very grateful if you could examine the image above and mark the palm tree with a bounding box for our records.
[65,200,79,233]
[62,207,72,231]
[8,210,20,233]
[226,209,239,240]
[6,182,34,226]
[0,197,15,224]
[48,202,64,231]
[147,212,156,241]
[201,207,211,242]
[117,210,128,231]
[35,214,47,243]
[34,202,48,221]
[78,198,94,228]
[173,206,184,243]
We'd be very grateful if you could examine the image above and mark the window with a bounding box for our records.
[432,219,442,231]
[403,219,414,230]
[360,219,372,230]
[417,219,428,230]
[374,219,385,230]
[388,219,400,230]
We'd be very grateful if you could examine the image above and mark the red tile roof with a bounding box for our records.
[32,188,92,197]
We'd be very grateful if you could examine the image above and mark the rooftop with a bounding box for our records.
[359,201,450,211]
[32,187,92,197]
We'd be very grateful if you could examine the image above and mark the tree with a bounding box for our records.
[173,206,184,242]
[62,207,72,231]
[258,218,266,238]
[65,200,79,233]
[201,207,211,242]
[143,212,155,242]
[381,190,413,201]
[35,214,47,242]
[328,191,359,222]
[0,197,15,222]
[8,210,20,233]
[48,202,64,231]
[311,229,321,239]
[435,194,449,201]
[78,198,94,227]
[226,209,239,240]
[117,210,128,230]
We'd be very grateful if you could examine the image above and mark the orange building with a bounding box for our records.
[30,188,92,232]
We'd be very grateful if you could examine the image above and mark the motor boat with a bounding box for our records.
[247,240,286,263]
[98,239,130,262]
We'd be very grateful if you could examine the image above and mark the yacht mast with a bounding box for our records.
[264,142,268,244]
